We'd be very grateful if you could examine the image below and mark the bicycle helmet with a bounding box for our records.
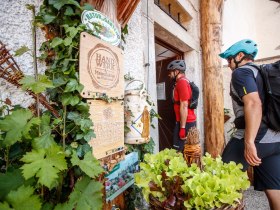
[219,39,258,59]
[167,60,186,72]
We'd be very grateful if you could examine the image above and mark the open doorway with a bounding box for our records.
[155,38,184,151]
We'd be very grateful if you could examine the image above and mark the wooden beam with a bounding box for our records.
[117,0,130,21]
[117,0,140,27]
[122,0,141,26]
[200,0,225,157]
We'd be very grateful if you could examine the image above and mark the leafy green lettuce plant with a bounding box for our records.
[135,149,250,210]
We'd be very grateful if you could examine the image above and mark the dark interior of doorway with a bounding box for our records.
[155,38,183,151]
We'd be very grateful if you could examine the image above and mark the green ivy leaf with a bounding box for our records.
[64,6,74,16]
[20,146,67,189]
[49,0,81,10]
[50,37,64,48]
[64,25,79,38]
[76,101,90,113]
[64,37,72,46]
[52,77,68,87]
[71,151,103,178]
[0,109,33,146]
[61,93,80,106]
[54,176,103,210]
[0,169,25,200]
[81,3,94,11]
[82,130,95,142]
[20,74,54,94]
[64,79,84,93]
[43,14,56,24]
[6,185,41,210]
[14,46,30,56]
[76,144,92,158]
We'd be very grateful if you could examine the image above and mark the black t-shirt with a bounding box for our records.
[230,63,267,141]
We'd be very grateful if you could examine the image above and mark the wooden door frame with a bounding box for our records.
[155,37,184,59]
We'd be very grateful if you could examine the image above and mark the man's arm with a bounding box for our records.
[179,100,188,139]
[242,92,262,166]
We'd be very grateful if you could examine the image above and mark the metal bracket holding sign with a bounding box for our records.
[79,32,124,99]
[87,99,124,159]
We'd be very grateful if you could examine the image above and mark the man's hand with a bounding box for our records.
[244,141,262,166]
[179,128,186,139]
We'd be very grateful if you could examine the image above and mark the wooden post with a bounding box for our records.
[200,0,225,157]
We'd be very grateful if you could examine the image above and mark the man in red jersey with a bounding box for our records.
[167,60,197,151]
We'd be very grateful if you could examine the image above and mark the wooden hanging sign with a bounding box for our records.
[79,32,124,99]
[87,99,124,159]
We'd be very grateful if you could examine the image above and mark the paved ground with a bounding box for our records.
[244,186,270,210]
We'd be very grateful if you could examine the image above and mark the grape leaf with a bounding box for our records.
[32,115,56,149]
[0,109,34,146]
[20,74,54,94]
[71,151,103,178]
[14,46,30,56]
[54,176,103,210]
[6,185,41,210]
[0,169,26,199]
[20,146,67,188]
[0,202,12,210]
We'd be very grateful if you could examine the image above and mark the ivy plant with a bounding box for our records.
[0,1,104,209]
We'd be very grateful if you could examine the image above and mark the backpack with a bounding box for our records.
[257,60,280,131]
[188,81,199,109]
[173,78,199,109]
[232,61,280,131]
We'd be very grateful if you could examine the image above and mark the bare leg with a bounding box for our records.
[265,190,280,210]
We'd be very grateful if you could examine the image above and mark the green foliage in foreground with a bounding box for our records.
[0,1,104,209]
[135,149,250,210]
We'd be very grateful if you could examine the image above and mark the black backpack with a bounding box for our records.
[233,61,280,131]
[173,78,199,109]
[188,81,199,109]
[257,60,280,131]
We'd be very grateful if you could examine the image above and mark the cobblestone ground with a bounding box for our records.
[244,186,270,210]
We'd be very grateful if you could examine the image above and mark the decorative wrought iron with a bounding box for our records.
[0,41,59,117]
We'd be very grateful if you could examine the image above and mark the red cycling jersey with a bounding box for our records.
[173,77,196,122]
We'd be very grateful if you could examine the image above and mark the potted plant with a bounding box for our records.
[134,149,250,210]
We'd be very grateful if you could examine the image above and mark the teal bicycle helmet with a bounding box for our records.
[219,39,258,59]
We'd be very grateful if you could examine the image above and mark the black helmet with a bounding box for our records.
[167,60,186,72]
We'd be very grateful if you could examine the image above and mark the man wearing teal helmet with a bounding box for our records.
[220,39,280,210]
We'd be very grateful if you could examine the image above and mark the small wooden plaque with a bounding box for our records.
[79,32,124,99]
[88,99,124,159]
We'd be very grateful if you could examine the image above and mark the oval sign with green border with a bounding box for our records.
[82,10,121,46]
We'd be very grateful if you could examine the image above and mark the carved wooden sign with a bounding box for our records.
[87,99,124,159]
[79,32,124,99]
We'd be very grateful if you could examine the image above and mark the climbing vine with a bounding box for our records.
[0,1,104,209]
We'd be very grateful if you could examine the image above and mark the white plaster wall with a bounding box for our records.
[123,3,145,82]
[123,1,160,152]
[255,1,280,58]
[222,0,280,60]
[0,0,44,108]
